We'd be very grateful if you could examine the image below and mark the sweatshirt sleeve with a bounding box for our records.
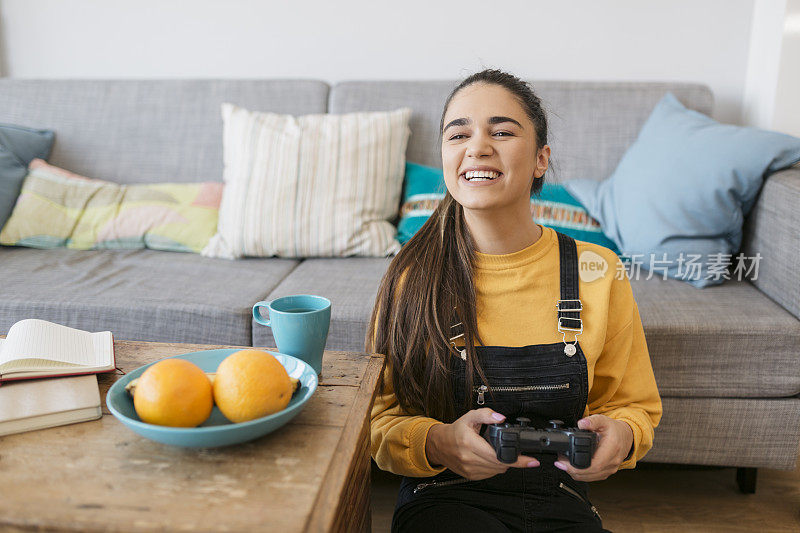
[370,359,448,477]
[586,268,663,470]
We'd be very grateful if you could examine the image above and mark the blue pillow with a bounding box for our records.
[0,124,55,230]
[397,161,619,253]
[564,93,800,288]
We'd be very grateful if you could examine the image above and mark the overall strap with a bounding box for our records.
[556,232,582,351]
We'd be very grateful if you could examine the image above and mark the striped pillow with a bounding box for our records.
[202,104,411,259]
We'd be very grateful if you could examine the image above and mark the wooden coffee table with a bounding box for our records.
[0,339,385,532]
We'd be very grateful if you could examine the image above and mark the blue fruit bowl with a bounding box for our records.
[106,348,318,447]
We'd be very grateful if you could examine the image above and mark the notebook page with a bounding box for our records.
[0,358,81,373]
[1,319,96,366]
[91,332,113,367]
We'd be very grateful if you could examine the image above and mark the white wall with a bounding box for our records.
[741,0,800,135]
[772,0,800,136]
[742,0,787,129]
[0,0,755,124]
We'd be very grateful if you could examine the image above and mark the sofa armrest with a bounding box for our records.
[741,165,800,320]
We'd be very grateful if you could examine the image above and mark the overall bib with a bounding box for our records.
[392,232,610,533]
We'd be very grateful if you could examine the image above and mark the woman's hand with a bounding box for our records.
[425,408,540,480]
[554,414,633,481]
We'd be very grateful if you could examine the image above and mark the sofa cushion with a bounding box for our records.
[0,159,222,252]
[203,104,410,259]
[565,93,800,288]
[0,123,55,230]
[632,276,800,398]
[329,80,712,183]
[0,79,329,184]
[252,257,392,352]
[645,396,800,469]
[398,162,619,252]
[254,256,800,399]
[0,248,298,345]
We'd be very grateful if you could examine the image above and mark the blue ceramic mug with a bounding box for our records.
[253,295,331,376]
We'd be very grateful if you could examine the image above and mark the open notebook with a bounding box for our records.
[0,319,115,382]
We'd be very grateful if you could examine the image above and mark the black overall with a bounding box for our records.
[392,232,610,533]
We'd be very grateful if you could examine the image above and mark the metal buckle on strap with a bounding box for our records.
[556,299,582,357]
[450,322,464,341]
[449,322,464,346]
[450,321,467,360]
[556,299,583,312]
[557,316,583,334]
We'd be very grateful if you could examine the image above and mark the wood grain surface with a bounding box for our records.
[0,339,385,533]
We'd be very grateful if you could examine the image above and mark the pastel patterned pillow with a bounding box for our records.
[0,159,222,253]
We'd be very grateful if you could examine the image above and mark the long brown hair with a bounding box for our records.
[365,69,550,422]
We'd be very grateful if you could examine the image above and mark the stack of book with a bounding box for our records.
[0,319,115,436]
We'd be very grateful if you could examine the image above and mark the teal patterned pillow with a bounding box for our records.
[397,162,446,244]
[397,162,619,254]
[532,181,620,254]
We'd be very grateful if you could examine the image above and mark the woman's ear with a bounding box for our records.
[534,145,551,178]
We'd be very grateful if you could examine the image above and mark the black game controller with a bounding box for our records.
[482,418,597,469]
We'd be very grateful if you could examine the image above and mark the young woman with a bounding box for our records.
[367,69,662,533]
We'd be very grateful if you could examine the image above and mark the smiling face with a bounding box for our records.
[441,82,549,213]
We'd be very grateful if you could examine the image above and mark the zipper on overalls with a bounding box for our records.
[558,482,602,519]
[473,383,571,405]
[413,477,471,494]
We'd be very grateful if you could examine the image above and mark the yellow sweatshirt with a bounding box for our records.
[370,225,662,477]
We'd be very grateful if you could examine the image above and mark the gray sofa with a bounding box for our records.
[2,79,799,492]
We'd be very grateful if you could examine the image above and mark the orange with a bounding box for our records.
[213,349,292,423]
[133,358,214,427]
